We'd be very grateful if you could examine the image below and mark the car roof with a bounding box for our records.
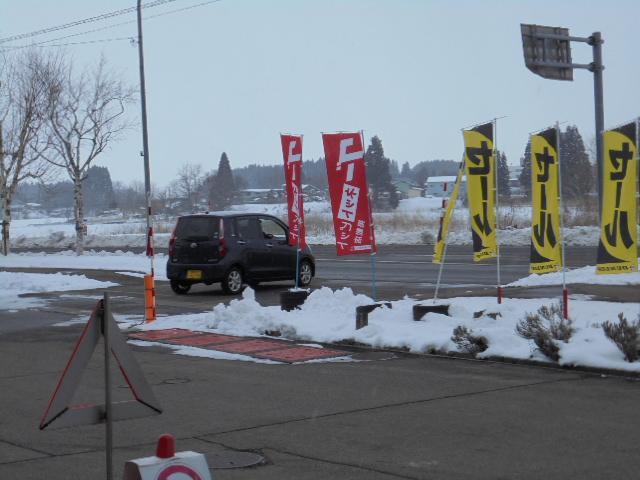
[178,211,278,219]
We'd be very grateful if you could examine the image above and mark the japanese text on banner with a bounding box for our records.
[322,132,376,256]
[530,128,563,274]
[280,134,307,249]
[596,122,638,274]
[463,123,497,262]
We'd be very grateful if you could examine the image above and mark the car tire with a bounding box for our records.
[222,266,244,295]
[170,280,191,295]
[298,259,313,287]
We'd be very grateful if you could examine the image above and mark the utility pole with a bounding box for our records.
[137,0,157,322]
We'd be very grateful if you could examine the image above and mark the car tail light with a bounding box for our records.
[218,218,227,258]
[168,226,177,257]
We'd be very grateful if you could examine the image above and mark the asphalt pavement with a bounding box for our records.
[2,321,640,479]
[1,244,639,478]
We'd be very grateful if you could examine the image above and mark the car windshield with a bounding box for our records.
[175,217,219,241]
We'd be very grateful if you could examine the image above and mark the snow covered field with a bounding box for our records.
[132,287,640,372]
[7,198,614,249]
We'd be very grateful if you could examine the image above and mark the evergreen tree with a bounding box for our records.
[364,136,398,210]
[209,152,236,209]
[497,151,511,198]
[518,140,532,198]
[389,159,400,179]
[411,159,459,186]
[83,166,116,214]
[560,125,593,199]
[400,161,412,179]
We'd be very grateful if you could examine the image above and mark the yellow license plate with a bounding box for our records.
[186,270,202,280]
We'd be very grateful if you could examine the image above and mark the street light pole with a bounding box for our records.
[590,31,605,218]
[521,25,606,218]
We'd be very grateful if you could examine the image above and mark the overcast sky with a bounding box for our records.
[2,0,639,186]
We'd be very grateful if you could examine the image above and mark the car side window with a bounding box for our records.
[259,218,287,241]
[236,217,261,240]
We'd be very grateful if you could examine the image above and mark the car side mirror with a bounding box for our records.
[264,233,274,240]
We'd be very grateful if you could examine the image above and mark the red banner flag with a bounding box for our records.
[322,132,376,256]
[281,134,307,249]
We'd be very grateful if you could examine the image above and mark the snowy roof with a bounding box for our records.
[241,188,278,193]
[426,176,465,183]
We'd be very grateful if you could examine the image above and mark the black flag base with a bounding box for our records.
[40,294,162,430]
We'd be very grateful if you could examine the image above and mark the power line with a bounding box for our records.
[0,0,179,44]
[1,0,222,51]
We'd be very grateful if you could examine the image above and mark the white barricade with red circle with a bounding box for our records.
[123,434,212,480]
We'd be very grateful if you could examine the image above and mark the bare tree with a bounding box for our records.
[174,162,205,212]
[0,50,57,255]
[42,55,135,254]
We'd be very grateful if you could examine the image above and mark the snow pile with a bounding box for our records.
[134,287,640,372]
[0,271,118,310]
[509,260,640,287]
[0,252,169,280]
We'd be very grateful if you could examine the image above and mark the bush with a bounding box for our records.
[602,313,640,362]
[451,325,488,355]
[420,231,435,244]
[516,302,574,362]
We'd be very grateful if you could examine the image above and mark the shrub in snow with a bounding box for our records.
[451,325,488,356]
[602,313,640,363]
[515,302,574,362]
[420,231,435,244]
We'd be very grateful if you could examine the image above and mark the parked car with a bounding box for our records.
[166,212,315,295]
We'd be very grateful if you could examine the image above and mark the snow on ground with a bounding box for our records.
[132,287,640,372]
[509,260,640,287]
[0,271,118,311]
[230,201,330,216]
[0,251,169,280]
[7,201,620,248]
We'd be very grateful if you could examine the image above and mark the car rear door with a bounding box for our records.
[235,216,271,279]
[173,217,221,264]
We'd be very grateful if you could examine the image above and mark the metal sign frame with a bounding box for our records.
[40,294,162,430]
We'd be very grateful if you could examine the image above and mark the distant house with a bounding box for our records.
[424,176,467,202]
[392,179,423,199]
[236,188,285,204]
[509,164,525,197]
[11,200,45,219]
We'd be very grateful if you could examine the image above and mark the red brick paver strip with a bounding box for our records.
[254,346,349,363]
[128,329,200,341]
[205,339,293,354]
[162,333,245,347]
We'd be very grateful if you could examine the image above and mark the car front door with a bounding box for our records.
[235,216,271,279]
[258,216,296,278]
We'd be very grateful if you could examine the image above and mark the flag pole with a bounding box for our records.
[555,122,569,319]
[362,130,377,302]
[494,119,503,304]
[433,230,449,303]
[295,135,303,290]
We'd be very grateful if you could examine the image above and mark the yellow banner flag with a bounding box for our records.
[597,121,638,274]
[530,128,563,274]
[463,123,497,261]
[433,167,463,264]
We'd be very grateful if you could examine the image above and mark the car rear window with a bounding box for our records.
[175,217,219,240]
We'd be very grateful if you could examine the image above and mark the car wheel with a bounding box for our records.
[170,280,191,295]
[222,266,244,295]
[298,260,313,287]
